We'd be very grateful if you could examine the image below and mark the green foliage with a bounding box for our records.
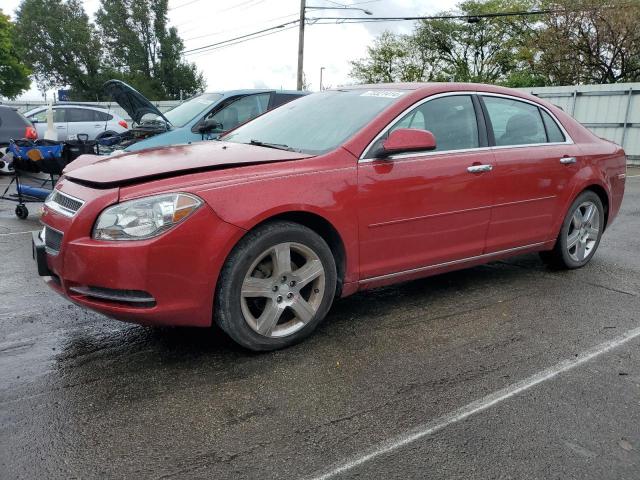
[534,0,640,84]
[350,32,433,83]
[13,0,205,100]
[15,0,103,99]
[96,0,205,100]
[0,10,31,99]
[350,0,640,86]
[351,0,537,85]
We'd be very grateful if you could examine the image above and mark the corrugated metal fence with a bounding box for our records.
[519,83,640,164]
[3,83,639,163]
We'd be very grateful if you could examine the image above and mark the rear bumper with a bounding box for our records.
[36,182,245,327]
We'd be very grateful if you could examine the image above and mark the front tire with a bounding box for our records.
[540,190,604,269]
[215,221,337,351]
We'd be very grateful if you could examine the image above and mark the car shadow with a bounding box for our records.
[55,253,552,369]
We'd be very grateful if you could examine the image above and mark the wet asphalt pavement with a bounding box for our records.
[1,171,640,480]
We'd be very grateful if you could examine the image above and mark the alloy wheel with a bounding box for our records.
[240,242,326,338]
[566,201,600,262]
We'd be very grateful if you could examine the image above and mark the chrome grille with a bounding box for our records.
[45,190,84,217]
[44,226,63,255]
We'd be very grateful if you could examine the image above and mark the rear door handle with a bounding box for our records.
[560,157,577,164]
[467,164,493,173]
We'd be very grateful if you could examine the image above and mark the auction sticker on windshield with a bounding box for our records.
[359,90,406,98]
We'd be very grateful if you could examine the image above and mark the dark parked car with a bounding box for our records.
[0,106,37,174]
[0,106,37,146]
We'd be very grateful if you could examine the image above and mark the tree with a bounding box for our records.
[14,0,104,99]
[352,0,640,87]
[0,10,31,99]
[96,0,205,99]
[534,0,640,84]
[350,31,434,83]
[351,0,541,86]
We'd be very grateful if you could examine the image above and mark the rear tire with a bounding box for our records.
[540,190,604,269]
[215,221,337,351]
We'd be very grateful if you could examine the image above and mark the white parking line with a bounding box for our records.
[0,230,38,237]
[307,325,640,480]
[627,174,640,178]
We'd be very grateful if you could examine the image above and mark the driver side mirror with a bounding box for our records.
[198,118,223,134]
[374,128,437,158]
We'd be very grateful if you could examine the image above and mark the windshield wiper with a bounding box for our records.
[248,139,296,152]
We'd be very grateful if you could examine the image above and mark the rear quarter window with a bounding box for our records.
[541,110,566,143]
[94,110,113,122]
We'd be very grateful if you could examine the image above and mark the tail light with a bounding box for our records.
[118,120,128,129]
[25,126,38,140]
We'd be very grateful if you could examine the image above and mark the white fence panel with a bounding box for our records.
[519,83,640,163]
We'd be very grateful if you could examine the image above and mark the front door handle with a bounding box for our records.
[467,164,493,173]
[560,157,577,164]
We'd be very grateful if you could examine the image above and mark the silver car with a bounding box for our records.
[24,104,129,141]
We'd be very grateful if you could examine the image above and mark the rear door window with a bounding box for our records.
[482,96,547,146]
[66,108,95,122]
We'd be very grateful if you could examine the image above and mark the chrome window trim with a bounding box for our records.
[359,90,574,162]
[44,190,85,217]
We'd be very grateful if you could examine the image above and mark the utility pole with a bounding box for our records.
[297,0,306,91]
[297,4,371,91]
[319,67,325,91]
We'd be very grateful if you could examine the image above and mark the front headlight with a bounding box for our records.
[93,193,202,240]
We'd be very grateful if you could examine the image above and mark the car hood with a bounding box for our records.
[103,79,171,126]
[63,141,312,188]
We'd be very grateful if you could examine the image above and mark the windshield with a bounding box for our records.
[141,93,223,128]
[222,89,406,154]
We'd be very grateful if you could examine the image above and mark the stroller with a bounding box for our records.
[0,135,96,219]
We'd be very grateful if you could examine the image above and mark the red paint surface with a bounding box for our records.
[42,83,626,327]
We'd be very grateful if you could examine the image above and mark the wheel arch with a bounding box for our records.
[247,210,347,297]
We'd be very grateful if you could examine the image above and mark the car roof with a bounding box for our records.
[210,89,306,97]
[338,82,543,99]
[28,104,106,110]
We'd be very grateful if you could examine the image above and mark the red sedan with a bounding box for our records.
[34,83,627,350]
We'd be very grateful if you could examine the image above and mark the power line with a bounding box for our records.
[183,12,299,42]
[307,9,562,23]
[186,24,300,58]
[181,6,624,58]
[183,20,300,55]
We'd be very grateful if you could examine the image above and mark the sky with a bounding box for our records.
[3,0,459,100]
